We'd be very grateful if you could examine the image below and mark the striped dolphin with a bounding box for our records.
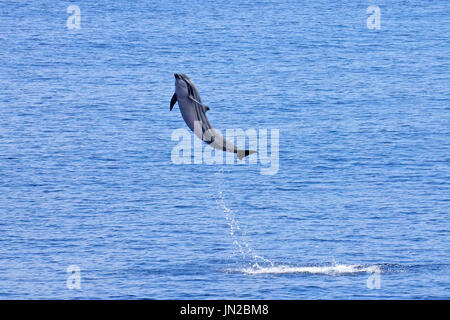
[170,73,256,160]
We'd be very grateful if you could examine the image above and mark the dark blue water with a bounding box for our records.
[0,1,449,299]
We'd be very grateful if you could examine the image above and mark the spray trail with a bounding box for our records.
[216,167,273,269]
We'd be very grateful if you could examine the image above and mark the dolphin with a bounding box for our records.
[170,73,256,160]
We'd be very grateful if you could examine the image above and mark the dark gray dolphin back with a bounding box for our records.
[184,76,215,145]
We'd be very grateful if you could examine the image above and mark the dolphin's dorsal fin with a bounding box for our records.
[170,93,177,111]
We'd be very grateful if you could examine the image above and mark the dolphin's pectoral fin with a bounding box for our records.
[170,93,177,111]
[203,105,210,113]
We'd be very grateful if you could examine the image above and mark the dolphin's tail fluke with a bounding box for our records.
[237,149,256,160]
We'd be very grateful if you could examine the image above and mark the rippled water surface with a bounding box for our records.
[0,1,449,299]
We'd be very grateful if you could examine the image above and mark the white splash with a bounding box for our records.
[240,264,381,276]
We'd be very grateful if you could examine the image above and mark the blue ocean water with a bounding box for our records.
[0,0,449,299]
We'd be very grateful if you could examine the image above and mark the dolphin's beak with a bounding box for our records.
[174,73,179,79]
